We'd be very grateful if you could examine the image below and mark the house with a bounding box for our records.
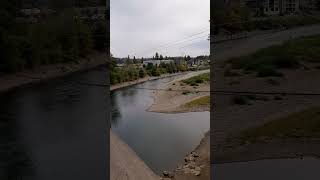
[142,59,174,66]
[242,0,301,15]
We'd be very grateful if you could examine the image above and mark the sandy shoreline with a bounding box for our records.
[148,70,210,113]
[0,52,107,93]
[110,72,185,91]
[143,70,210,180]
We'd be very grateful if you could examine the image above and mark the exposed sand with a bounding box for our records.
[148,70,210,113]
[144,70,210,180]
[110,73,184,91]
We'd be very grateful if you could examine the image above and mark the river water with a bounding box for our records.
[0,68,210,179]
[0,66,108,180]
[111,73,210,174]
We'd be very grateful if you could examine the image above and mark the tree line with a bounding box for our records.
[0,0,107,73]
[110,54,188,85]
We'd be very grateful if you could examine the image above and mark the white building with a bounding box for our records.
[142,59,174,66]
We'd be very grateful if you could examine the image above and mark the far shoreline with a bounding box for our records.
[0,52,107,94]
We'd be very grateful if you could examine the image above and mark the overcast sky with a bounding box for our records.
[110,0,210,58]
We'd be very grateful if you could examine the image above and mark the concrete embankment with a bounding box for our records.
[110,131,159,180]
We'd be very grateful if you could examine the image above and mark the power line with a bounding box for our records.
[76,82,320,96]
[136,27,210,57]
[132,87,320,96]
[179,35,209,49]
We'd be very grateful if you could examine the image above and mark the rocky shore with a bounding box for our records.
[146,70,210,180]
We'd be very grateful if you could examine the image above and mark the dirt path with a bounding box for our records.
[110,131,160,180]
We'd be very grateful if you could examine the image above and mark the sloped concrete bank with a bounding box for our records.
[110,131,160,180]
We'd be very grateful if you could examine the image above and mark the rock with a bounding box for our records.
[184,168,192,174]
[162,171,173,178]
[184,155,195,162]
[192,152,199,157]
[160,178,171,180]
[188,162,196,169]
[194,170,201,176]
[195,167,201,171]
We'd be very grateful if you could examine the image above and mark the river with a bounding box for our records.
[111,73,210,174]
[0,66,108,180]
[0,68,210,179]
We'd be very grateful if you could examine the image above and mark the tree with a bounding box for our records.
[155,52,159,60]
[159,54,163,60]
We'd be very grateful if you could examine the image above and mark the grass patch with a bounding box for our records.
[184,96,210,108]
[239,107,320,143]
[181,73,209,86]
[227,35,320,77]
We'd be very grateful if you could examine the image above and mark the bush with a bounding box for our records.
[182,73,209,86]
[139,69,146,78]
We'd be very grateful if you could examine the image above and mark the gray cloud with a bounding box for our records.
[111,0,210,58]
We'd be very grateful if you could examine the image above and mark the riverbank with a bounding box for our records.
[148,70,210,113]
[143,70,210,180]
[0,51,107,93]
[172,131,210,180]
[110,72,186,91]
[212,59,320,164]
[110,131,160,180]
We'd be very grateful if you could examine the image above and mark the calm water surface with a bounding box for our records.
[111,74,210,174]
[0,66,108,180]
